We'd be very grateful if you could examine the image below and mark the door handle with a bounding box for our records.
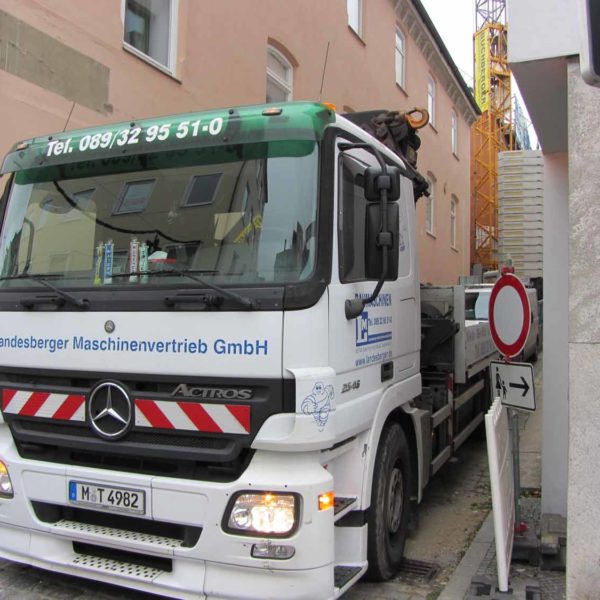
[381,361,394,382]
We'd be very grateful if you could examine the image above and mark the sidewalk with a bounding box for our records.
[439,354,566,600]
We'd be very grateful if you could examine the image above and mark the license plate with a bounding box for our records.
[68,480,146,515]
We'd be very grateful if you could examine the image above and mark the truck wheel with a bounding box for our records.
[366,422,412,581]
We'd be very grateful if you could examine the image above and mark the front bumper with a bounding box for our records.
[0,428,335,599]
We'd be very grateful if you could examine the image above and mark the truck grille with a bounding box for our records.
[1,368,293,481]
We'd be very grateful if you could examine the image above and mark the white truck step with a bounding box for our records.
[53,519,183,550]
[334,564,365,593]
[72,553,165,580]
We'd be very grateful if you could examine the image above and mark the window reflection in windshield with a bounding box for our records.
[0,145,318,289]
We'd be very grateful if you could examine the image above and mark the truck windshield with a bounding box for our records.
[0,144,318,289]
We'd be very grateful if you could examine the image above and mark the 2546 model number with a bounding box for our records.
[46,116,225,157]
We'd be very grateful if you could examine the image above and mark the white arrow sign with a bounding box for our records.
[490,360,536,411]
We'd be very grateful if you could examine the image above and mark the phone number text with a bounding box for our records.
[46,117,225,157]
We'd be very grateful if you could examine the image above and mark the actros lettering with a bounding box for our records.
[171,384,253,400]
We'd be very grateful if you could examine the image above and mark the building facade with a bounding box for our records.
[0,0,478,284]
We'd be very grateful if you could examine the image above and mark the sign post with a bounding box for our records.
[487,274,536,561]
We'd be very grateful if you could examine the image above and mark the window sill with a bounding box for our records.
[123,43,181,83]
[426,230,436,239]
[395,82,408,97]
[347,25,366,46]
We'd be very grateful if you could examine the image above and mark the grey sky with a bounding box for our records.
[420,0,475,87]
[419,0,538,147]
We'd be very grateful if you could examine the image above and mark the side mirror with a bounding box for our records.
[365,202,399,279]
[364,166,401,202]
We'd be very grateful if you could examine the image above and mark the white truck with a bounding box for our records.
[0,102,497,599]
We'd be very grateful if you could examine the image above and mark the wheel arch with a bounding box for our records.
[361,375,428,508]
[392,408,421,504]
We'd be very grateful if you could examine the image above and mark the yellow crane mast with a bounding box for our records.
[471,0,515,271]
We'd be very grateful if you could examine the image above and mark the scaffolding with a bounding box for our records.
[471,0,514,271]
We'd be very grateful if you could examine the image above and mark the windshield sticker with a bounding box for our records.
[45,117,226,158]
[301,382,334,430]
[354,293,393,367]
[0,335,269,357]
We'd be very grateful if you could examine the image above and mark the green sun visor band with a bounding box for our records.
[2,102,335,183]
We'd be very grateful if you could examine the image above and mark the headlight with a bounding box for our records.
[0,461,13,498]
[224,491,299,537]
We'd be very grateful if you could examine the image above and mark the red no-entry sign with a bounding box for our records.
[489,274,531,359]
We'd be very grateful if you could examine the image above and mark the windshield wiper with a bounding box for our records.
[160,266,255,309]
[0,275,89,309]
[113,267,255,309]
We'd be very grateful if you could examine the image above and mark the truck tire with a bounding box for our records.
[366,422,412,581]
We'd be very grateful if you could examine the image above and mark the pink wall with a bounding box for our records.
[0,0,476,283]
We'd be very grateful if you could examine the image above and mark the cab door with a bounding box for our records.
[327,138,420,428]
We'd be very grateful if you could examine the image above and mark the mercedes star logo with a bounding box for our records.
[88,381,132,440]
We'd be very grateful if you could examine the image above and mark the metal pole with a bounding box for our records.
[510,407,522,528]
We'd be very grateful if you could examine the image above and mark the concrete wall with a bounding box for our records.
[508,0,578,64]
[508,0,572,526]
[0,0,476,284]
[505,2,600,594]
[541,151,568,518]
[567,58,600,597]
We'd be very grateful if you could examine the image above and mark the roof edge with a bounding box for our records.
[403,0,481,118]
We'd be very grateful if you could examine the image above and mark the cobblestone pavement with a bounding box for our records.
[471,498,566,600]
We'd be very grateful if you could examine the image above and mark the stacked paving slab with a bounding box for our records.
[498,151,544,279]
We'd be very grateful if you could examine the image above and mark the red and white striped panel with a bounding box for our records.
[1,388,85,421]
[135,399,250,434]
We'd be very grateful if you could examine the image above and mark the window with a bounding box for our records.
[182,174,222,207]
[427,75,436,127]
[266,46,293,103]
[113,179,156,215]
[347,0,363,36]
[123,0,177,72]
[451,110,458,155]
[465,289,491,320]
[395,28,406,88]
[339,154,369,281]
[425,175,435,235]
[338,149,408,283]
[450,196,458,248]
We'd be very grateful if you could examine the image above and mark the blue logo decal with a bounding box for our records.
[355,311,392,347]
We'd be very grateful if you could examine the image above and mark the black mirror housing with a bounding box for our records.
[364,166,401,201]
[365,202,399,280]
